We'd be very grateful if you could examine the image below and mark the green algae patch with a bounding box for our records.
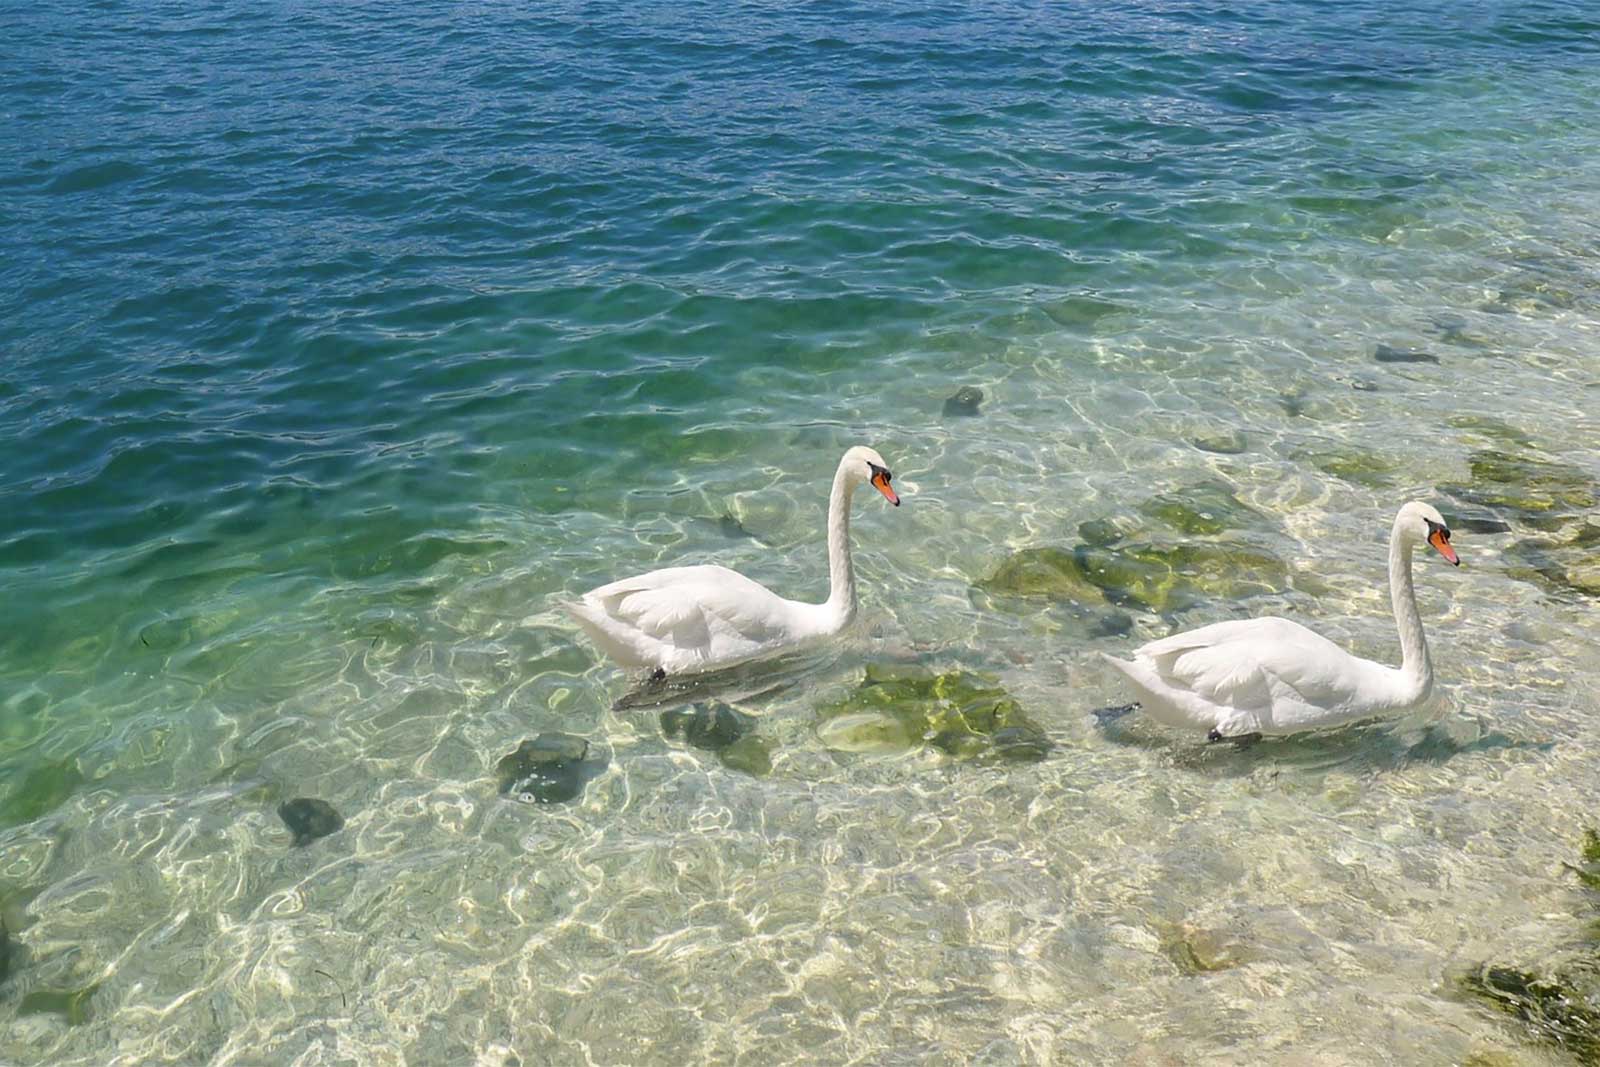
[1077,516,1138,548]
[19,983,98,1025]
[1139,481,1268,536]
[974,547,1105,607]
[1459,829,1600,1062]
[1075,541,1290,614]
[1442,449,1597,530]
[1458,965,1600,1064]
[719,735,774,777]
[1447,415,1535,449]
[1190,429,1249,455]
[815,665,1051,763]
[1162,923,1251,975]
[1504,521,1600,600]
[976,539,1289,616]
[1575,830,1600,892]
[0,758,85,829]
[1292,445,1399,489]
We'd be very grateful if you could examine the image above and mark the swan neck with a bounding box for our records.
[1389,517,1432,701]
[822,462,858,629]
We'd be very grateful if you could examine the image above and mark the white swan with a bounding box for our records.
[565,446,901,677]
[1101,501,1460,739]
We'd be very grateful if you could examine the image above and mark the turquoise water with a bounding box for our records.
[4,0,1600,1061]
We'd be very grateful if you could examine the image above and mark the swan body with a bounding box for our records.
[565,446,900,676]
[1101,501,1460,737]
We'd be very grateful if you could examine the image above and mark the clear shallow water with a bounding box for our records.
[3,0,1600,1062]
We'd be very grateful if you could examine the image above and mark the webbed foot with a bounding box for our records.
[1207,728,1263,749]
[1092,702,1141,725]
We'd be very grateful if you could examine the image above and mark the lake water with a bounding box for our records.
[4,1,1600,1062]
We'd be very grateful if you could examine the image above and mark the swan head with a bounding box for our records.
[841,446,900,506]
[1397,501,1459,566]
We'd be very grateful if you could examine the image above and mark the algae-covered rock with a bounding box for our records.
[1442,449,1597,529]
[1293,445,1399,489]
[1483,278,1581,315]
[1450,509,1514,536]
[277,798,343,846]
[1,917,10,985]
[1459,964,1600,1062]
[1460,829,1600,1061]
[942,386,984,418]
[717,513,759,541]
[661,703,750,751]
[1164,923,1251,975]
[1447,415,1534,449]
[815,665,1051,763]
[719,735,774,777]
[1077,515,1139,548]
[0,757,84,829]
[1075,541,1290,614]
[1139,481,1268,536]
[19,983,98,1025]
[977,538,1289,617]
[974,547,1104,607]
[1504,521,1600,599]
[1191,430,1249,455]
[496,733,606,805]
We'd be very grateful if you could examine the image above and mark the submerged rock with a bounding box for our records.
[1449,509,1514,536]
[815,665,1051,763]
[1074,541,1290,615]
[277,798,343,846]
[1374,343,1439,364]
[1459,964,1600,1062]
[1442,449,1597,530]
[942,386,984,418]
[1077,515,1138,548]
[1459,829,1600,1061]
[719,735,774,777]
[1,918,10,985]
[1163,923,1251,975]
[0,758,84,830]
[661,702,750,751]
[19,983,98,1025]
[716,513,759,541]
[976,539,1289,617]
[1139,481,1268,537]
[1190,430,1249,455]
[1483,277,1582,315]
[1293,444,1399,489]
[495,733,605,805]
[1448,414,1536,449]
[1504,521,1600,599]
[975,546,1103,607]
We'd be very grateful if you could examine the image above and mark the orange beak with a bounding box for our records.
[1427,528,1460,566]
[871,470,900,507]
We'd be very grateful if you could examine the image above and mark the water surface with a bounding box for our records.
[4,1,1600,1062]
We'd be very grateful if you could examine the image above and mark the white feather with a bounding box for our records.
[1102,501,1459,737]
[564,446,899,676]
